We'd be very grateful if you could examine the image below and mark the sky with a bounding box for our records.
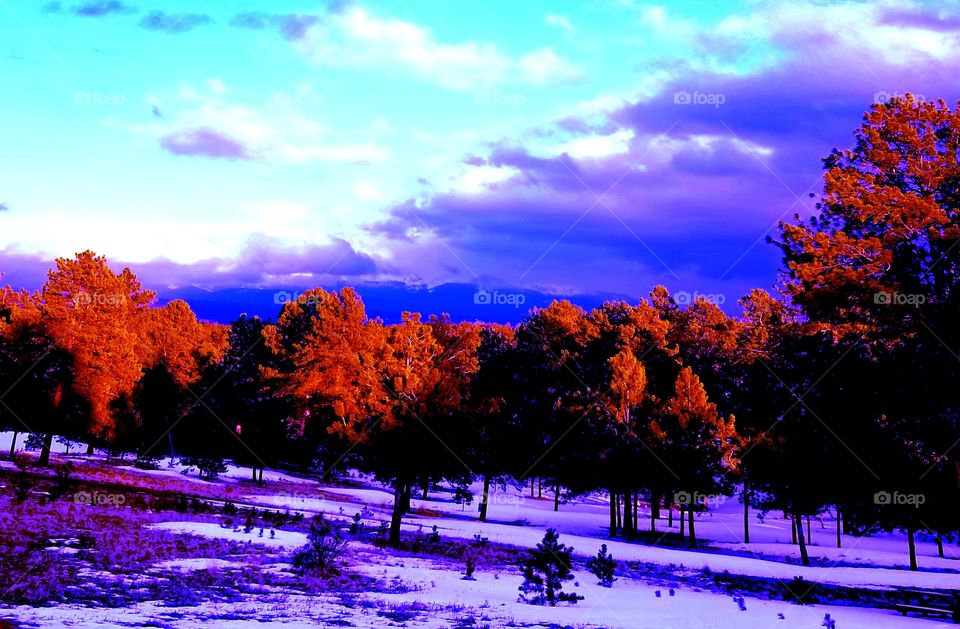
[2,0,960,321]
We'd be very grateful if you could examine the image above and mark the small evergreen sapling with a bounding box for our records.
[586,544,617,587]
[463,550,479,580]
[518,528,583,606]
[293,514,348,576]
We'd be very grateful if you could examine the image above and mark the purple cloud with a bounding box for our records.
[366,9,960,304]
[139,12,211,33]
[0,236,379,294]
[71,1,135,17]
[229,12,322,42]
[159,127,253,161]
[878,6,960,31]
[0,202,8,212]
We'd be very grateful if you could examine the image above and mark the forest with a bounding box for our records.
[2,95,959,580]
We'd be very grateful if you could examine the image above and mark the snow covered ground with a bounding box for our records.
[1,431,958,628]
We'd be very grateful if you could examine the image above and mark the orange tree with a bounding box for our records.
[30,252,155,464]
[645,366,739,546]
[650,288,742,529]
[265,289,481,545]
[372,314,480,543]
[462,322,519,522]
[203,314,295,484]
[776,96,960,568]
[580,299,674,537]
[0,288,81,460]
[132,300,229,468]
[511,301,597,512]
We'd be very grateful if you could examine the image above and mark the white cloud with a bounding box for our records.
[121,82,389,165]
[206,78,228,94]
[519,48,582,85]
[275,142,389,164]
[449,164,518,194]
[545,14,573,31]
[639,5,669,30]
[354,180,386,200]
[542,129,636,160]
[299,7,579,90]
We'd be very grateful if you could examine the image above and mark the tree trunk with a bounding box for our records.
[633,494,639,530]
[742,485,750,544]
[687,507,697,546]
[794,514,810,566]
[679,504,685,539]
[651,491,661,523]
[538,477,542,499]
[479,474,491,522]
[38,431,54,467]
[668,503,673,528]
[258,467,263,486]
[85,442,94,455]
[936,535,944,559]
[806,515,812,545]
[389,480,407,546]
[554,480,561,512]
[836,507,842,549]
[651,500,657,533]
[9,431,18,458]
[623,491,633,536]
[609,490,617,537]
[530,477,535,498]
[616,494,622,529]
[252,467,257,482]
[907,527,918,571]
[790,512,797,545]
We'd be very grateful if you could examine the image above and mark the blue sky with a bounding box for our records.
[2,0,959,318]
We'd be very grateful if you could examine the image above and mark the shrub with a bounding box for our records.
[23,433,45,451]
[586,544,617,587]
[293,515,349,577]
[463,550,479,580]
[180,457,227,481]
[12,455,34,502]
[781,576,819,604]
[49,461,75,501]
[134,454,163,470]
[518,529,583,606]
[453,485,473,510]
[349,512,363,536]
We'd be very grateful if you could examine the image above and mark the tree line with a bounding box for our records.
[2,95,959,569]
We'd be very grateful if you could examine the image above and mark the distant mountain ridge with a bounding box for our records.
[157,282,631,325]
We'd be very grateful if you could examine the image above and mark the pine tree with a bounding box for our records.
[518,529,583,606]
[586,544,617,587]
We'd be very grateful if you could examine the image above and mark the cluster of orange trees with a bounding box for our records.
[2,96,959,569]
